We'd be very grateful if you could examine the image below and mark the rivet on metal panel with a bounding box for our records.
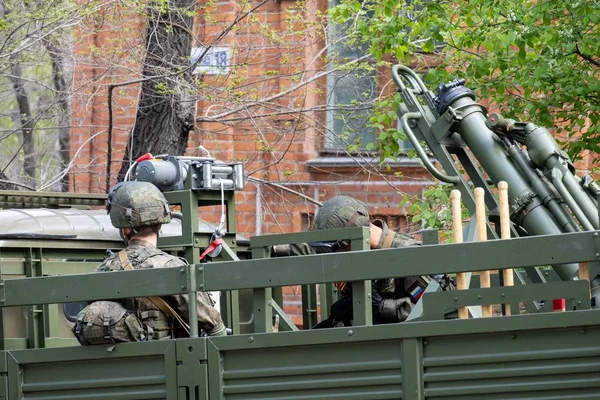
[511,334,516,339]
[197,266,204,272]
[423,340,428,346]
[180,268,185,273]
[501,293,505,297]
[595,232,598,237]
[477,295,482,299]
[180,285,185,290]
[596,253,600,257]
[0,299,4,304]
[454,297,458,302]
[248,336,254,343]
[347,330,353,336]
[581,329,587,334]
[0,282,4,287]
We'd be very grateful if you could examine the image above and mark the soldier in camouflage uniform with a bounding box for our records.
[273,196,450,325]
[78,181,225,343]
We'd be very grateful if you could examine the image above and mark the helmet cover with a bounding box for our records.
[107,181,171,229]
[313,195,370,231]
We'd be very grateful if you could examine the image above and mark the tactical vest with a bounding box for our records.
[75,247,189,345]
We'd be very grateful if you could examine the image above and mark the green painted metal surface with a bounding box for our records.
[8,341,178,399]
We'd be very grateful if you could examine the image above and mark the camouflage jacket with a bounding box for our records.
[95,239,224,336]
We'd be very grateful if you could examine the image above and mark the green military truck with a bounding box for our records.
[0,65,599,399]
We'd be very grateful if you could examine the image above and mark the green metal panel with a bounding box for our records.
[1,267,189,306]
[421,281,592,320]
[252,288,273,333]
[25,249,44,349]
[201,231,600,291]
[6,340,178,400]
[402,338,423,400]
[271,300,298,332]
[301,284,317,329]
[215,339,402,399]
[423,327,600,399]
[175,338,208,400]
[0,352,6,399]
[350,228,372,326]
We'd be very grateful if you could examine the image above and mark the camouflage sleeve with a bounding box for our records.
[372,219,421,249]
[169,292,225,336]
[94,253,119,272]
[391,232,421,248]
[161,257,225,335]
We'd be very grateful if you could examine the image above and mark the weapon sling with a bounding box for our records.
[118,250,191,336]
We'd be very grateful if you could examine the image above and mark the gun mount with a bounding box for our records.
[133,155,245,192]
[392,65,599,290]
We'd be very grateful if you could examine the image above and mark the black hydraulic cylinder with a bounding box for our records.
[436,82,578,280]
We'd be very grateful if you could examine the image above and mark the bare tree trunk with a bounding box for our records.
[116,0,196,182]
[1,1,35,188]
[10,61,36,188]
[44,38,71,192]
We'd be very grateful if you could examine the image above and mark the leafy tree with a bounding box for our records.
[331,0,600,161]
[330,0,599,234]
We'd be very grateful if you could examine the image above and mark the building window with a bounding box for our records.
[325,0,376,152]
[326,66,377,151]
[325,0,416,153]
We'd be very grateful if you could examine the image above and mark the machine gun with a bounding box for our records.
[392,65,600,304]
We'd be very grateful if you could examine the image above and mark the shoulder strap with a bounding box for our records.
[118,249,132,270]
[118,250,191,336]
[381,231,395,249]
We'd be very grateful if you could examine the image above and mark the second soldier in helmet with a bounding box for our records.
[273,195,449,327]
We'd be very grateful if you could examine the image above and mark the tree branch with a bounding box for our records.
[575,43,600,68]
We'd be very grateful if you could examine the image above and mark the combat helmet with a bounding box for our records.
[313,195,370,231]
[107,181,171,229]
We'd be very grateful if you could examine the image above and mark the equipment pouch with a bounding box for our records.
[73,300,148,345]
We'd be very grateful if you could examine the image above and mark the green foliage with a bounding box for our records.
[330,0,600,161]
[399,183,460,242]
